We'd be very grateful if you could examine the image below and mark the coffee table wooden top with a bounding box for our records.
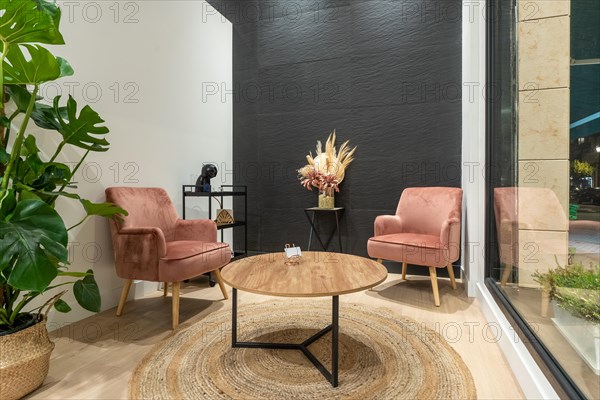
[221,252,388,297]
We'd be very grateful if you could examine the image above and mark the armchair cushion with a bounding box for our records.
[159,244,231,282]
[369,233,445,249]
[368,233,452,268]
[162,241,229,261]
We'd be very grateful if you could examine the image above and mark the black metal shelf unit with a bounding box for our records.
[182,185,247,260]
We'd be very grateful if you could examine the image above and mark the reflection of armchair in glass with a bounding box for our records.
[494,187,568,287]
[494,188,519,286]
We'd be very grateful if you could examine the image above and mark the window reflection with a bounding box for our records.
[488,0,600,397]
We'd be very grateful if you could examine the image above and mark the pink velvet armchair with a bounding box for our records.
[367,187,463,306]
[106,187,231,328]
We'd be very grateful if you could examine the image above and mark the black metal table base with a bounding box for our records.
[304,208,344,252]
[232,288,339,387]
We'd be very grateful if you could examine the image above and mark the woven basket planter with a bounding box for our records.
[0,317,54,400]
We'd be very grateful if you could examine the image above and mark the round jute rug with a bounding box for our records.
[129,301,477,399]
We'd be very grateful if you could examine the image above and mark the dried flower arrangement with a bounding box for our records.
[298,131,356,208]
[299,170,340,193]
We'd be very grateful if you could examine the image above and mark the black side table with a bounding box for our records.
[304,207,345,252]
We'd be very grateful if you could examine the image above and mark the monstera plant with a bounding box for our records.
[0,0,126,334]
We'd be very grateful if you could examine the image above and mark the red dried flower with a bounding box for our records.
[298,169,339,193]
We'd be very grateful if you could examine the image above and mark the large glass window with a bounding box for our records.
[486,0,599,398]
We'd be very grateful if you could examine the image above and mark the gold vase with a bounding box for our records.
[318,189,335,209]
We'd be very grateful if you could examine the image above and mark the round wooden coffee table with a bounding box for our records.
[220,251,387,387]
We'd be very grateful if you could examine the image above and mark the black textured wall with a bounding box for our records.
[208,0,462,257]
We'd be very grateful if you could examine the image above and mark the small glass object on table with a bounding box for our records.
[284,244,302,265]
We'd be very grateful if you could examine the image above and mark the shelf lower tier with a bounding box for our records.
[216,221,245,230]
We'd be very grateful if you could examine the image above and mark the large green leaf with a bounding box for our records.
[80,199,127,219]
[8,134,71,201]
[73,270,101,312]
[12,136,46,189]
[0,0,64,46]
[0,147,9,164]
[54,298,71,313]
[3,44,73,85]
[18,190,41,201]
[57,270,90,278]
[31,96,110,152]
[14,184,79,200]
[33,163,70,189]
[0,199,67,291]
[4,84,39,113]
[14,136,71,191]
[0,116,10,131]
[55,96,110,151]
[30,101,62,131]
[0,189,16,219]
[8,134,71,202]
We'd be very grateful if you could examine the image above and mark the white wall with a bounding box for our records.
[28,0,232,327]
[461,0,487,297]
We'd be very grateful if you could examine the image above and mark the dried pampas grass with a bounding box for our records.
[300,130,356,184]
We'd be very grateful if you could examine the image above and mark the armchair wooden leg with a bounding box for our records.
[500,263,513,287]
[402,262,407,280]
[429,267,441,307]
[116,279,133,317]
[163,282,169,297]
[376,258,383,264]
[447,262,457,289]
[541,289,550,317]
[213,269,228,300]
[172,281,180,329]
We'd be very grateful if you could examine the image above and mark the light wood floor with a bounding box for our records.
[27,273,524,400]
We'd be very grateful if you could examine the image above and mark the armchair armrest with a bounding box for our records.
[440,218,461,264]
[175,219,217,242]
[118,227,167,258]
[440,218,460,248]
[374,215,404,236]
